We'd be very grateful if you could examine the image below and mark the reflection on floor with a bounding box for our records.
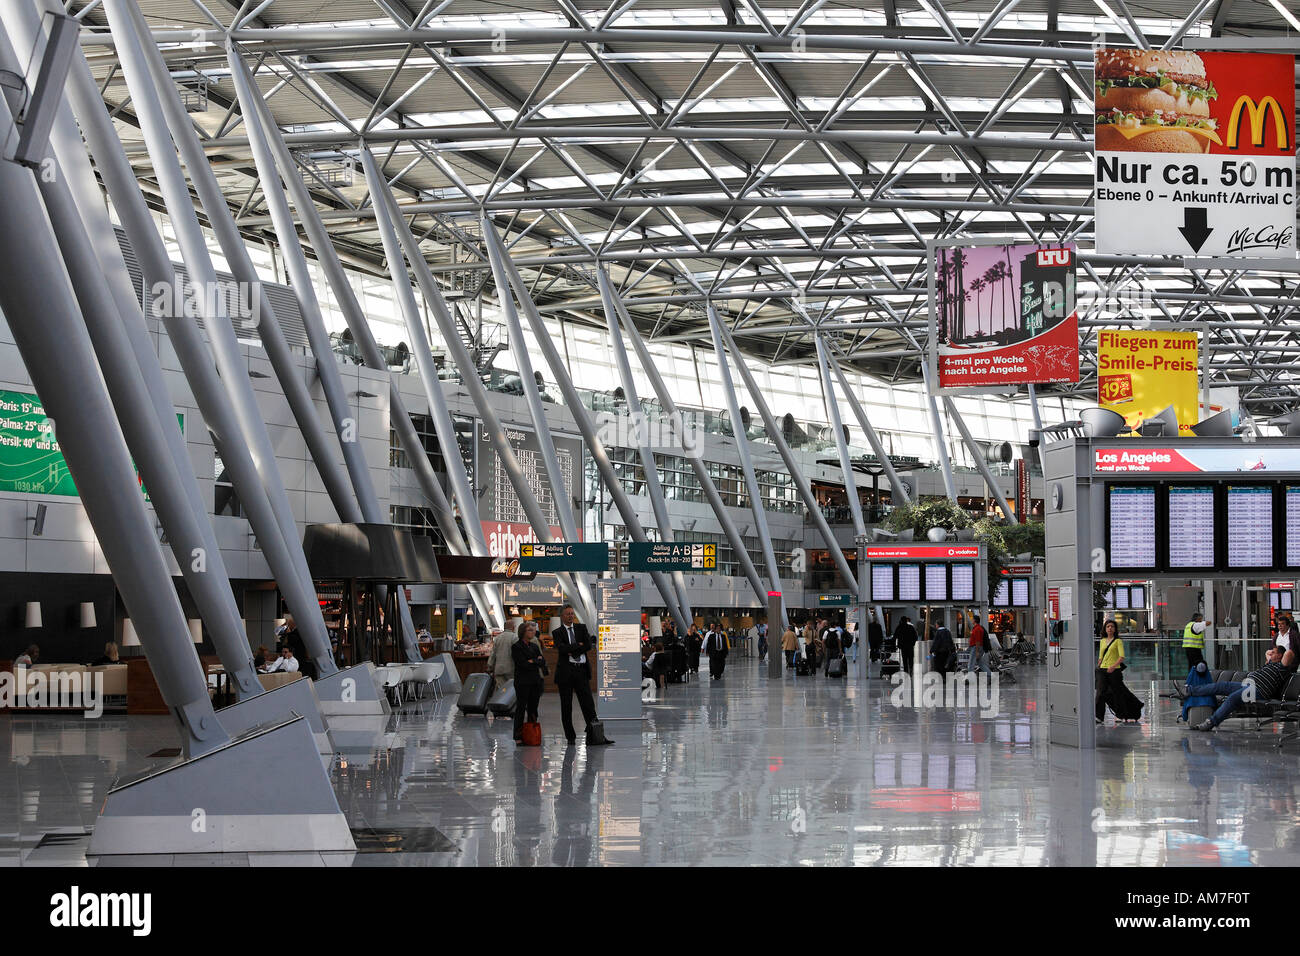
[1,656,1299,865]
[643,658,1300,866]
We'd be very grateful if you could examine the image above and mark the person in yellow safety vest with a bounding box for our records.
[1183,613,1208,670]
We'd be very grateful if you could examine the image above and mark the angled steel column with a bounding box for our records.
[610,278,771,617]
[357,153,517,628]
[704,307,785,614]
[20,108,262,704]
[942,396,1015,523]
[224,50,499,632]
[478,226,691,635]
[95,0,338,675]
[596,270,693,623]
[814,336,867,539]
[710,306,859,598]
[475,215,597,624]
[0,6,264,702]
[920,363,960,504]
[364,174,590,624]
[0,147,225,759]
[220,41,427,660]
[1027,383,1046,471]
[127,0,360,527]
[824,350,913,507]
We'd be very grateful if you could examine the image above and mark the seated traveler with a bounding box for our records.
[1192,645,1297,731]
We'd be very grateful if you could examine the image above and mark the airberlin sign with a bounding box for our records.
[1094,48,1295,257]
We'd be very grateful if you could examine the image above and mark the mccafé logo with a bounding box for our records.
[1227,95,1290,150]
[491,558,521,577]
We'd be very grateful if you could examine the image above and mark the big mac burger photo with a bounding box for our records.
[1095,49,1221,152]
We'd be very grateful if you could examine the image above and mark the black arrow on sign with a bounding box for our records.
[1179,207,1213,253]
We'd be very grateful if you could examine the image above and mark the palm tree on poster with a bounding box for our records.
[969,275,986,338]
[937,255,952,341]
[983,264,1001,338]
[951,247,968,340]
[1004,245,1021,336]
[992,260,1011,336]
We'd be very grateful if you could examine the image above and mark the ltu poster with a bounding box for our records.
[931,241,1080,390]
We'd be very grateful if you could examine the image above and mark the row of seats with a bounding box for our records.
[1204,669,1300,725]
[373,661,446,706]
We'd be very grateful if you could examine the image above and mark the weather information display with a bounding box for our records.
[1226,485,1273,567]
[1108,485,1157,569]
[951,563,975,602]
[897,564,922,602]
[1288,487,1300,568]
[870,564,895,602]
[1168,485,1216,568]
[925,564,948,601]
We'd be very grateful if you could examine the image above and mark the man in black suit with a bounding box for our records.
[551,604,613,745]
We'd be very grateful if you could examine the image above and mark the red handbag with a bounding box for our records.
[520,722,542,747]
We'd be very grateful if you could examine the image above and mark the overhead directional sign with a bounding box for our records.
[1093,48,1295,257]
[629,541,716,571]
[517,541,609,572]
[817,594,852,606]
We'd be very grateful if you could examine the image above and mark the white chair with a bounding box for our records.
[374,666,403,707]
[427,660,446,700]
[396,665,415,702]
[409,661,440,699]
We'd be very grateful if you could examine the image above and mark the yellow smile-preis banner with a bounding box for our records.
[1097,329,1199,435]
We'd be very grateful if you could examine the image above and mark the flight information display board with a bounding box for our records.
[1107,485,1157,570]
[924,564,948,601]
[992,580,1009,607]
[1010,578,1031,607]
[870,564,895,603]
[1168,485,1216,569]
[1226,485,1273,569]
[1114,587,1130,610]
[1130,585,1146,608]
[897,564,922,602]
[1287,486,1300,568]
[951,563,975,602]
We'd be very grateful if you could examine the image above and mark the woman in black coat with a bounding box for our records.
[894,616,919,675]
[930,624,956,673]
[868,616,885,662]
[511,620,548,744]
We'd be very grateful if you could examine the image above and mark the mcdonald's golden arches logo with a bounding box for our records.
[1226,95,1290,150]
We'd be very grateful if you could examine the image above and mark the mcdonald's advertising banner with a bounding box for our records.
[1097,329,1199,435]
[1094,48,1295,257]
[930,241,1079,390]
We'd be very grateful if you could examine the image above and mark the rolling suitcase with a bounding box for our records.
[457,672,494,715]
[827,657,846,678]
[487,679,517,716]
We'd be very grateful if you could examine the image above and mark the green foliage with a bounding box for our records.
[975,518,1045,601]
[883,497,1044,602]
[883,497,972,536]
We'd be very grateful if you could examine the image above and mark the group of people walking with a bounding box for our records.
[779,618,851,676]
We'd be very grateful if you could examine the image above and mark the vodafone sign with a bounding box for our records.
[866,545,981,559]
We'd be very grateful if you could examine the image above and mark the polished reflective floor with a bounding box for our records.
[2,656,1299,865]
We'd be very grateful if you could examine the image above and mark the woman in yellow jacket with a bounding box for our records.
[1095,619,1142,724]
